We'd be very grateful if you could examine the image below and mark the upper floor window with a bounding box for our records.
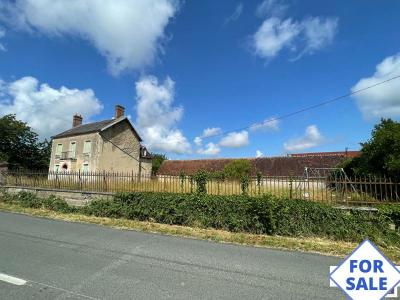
[83,140,92,154]
[69,141,76,158]
[55,144,63,158]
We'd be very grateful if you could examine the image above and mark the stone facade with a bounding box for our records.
[49,109,152,175]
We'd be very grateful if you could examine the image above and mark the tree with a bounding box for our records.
[342,119,400,179]
[0,114,50,170]
[223,159,252,179]
[151,153,167,175]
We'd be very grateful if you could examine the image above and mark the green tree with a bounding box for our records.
[224,159,252,179]
[0,114,50,170]
[151,153,167,175]
[343,119,400,179]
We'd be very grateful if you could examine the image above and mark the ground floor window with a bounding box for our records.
[83,163,89,172]
[54,164,60,172]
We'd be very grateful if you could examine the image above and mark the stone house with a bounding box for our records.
[49,105,152,175]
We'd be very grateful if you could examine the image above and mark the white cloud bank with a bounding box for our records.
[283,125,324,152]
[351,53,400,118]
[219,130,249,148]
[255,150,263,158]
[0,76,103,138]
[135,75,190,154]
[252,0,338,61]
[0,0,179,75]
[193,127,222,147]
[197,142,220,156]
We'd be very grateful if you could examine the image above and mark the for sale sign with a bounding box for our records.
[330,239,400,299]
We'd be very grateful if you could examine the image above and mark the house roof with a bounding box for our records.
[157,155,347,177]
[51,117,142,141]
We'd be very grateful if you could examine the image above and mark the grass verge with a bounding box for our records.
[1,201,399,264]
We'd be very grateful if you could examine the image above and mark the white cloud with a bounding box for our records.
[0,76,103,138]
[135,75,191,154]
[253,17,300,59]
[201,127,222,138]
[219,130,249,148]
[294,17,338,59]
[250,117,279,131]
[193,127,222,148]
[194,136,202,147]
[283,125,324,152]
[0,0,179,75]
[225,3,243,24]
[256,0,287,18]
[197,142,220,156]
[255,150,263,158]
[351,53,400,118]
[0,27,6,51]
[252,9,338,61]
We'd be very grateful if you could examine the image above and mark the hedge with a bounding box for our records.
[1,191,400,247]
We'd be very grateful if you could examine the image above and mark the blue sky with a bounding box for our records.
[0,0,400,159]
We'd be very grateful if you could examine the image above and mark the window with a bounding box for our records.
[55,144,63,158]
[54,164,60,172]
[82,163,89,172]
[69,141,76,158]
[83,140,92,154]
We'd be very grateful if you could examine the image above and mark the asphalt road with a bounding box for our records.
[0,211,344,299]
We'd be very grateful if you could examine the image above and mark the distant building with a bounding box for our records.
[157,152,358,177]
[288,151,360,158]
[49,105,152,175]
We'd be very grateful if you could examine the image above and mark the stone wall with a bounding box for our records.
[2,186,113,206]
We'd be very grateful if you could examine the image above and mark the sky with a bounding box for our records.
[0,0,400,159]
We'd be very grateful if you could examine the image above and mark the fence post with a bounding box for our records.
[289,176,293,200]
[103,170,107,192]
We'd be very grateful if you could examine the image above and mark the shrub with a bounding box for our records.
[0,191,73,212]
[193,170,208,194]
[81,192,400,247]
[224,159,251,179]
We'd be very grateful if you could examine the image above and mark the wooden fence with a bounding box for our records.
[1,170,399,205]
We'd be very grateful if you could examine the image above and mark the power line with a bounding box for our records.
[201,74,400,140]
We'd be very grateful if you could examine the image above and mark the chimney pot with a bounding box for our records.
[73,114,83,127]
[115,105,125,118]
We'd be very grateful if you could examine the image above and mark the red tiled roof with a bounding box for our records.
[289,151,360,158]
[158,155,347,176]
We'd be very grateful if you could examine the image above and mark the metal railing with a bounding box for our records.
[1,170,399,205]
[60,151,76,160]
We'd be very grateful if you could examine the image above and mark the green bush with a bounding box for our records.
[193,170,208,194]
[0,191,73,213]
[2,191,399,247]
[223,159,251,179]
[82,192,400,246]
[379,205,400,230]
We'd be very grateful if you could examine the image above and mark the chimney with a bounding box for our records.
[73,114,83,127]
[115,105,125,118]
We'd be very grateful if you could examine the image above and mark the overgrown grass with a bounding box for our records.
[1,191,400,262]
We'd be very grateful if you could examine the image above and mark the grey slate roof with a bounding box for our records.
[51,119,114,139]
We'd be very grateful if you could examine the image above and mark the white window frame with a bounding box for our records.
[69,141,77,159]
[55,144,63,158]
[82,163,89,173]
[83,140,92,155]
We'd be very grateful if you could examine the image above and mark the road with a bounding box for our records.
[0,211,344,299]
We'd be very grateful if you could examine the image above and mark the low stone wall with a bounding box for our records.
[1,186,114,206]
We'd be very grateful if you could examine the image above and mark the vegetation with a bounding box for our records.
[151,153,167,175]
[2,191,399,248]
[223,159,252,179]
[342,119,400,180]
[0,114,51,170]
